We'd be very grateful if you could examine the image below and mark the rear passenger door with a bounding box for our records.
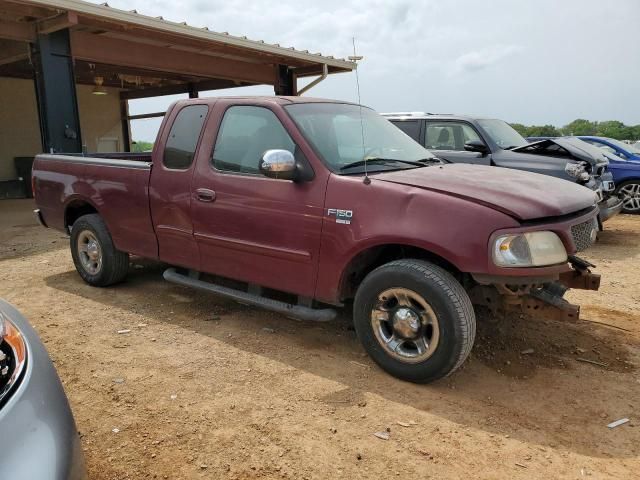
[424,121,491,165]
[149,103,209,269]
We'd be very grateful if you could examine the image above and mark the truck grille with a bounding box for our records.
[571,219,597,252]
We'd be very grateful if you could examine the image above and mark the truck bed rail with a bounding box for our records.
[36,154,151,170]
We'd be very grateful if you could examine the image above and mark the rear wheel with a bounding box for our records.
[353,259,476,383]
[617,180,640,214]
[70,214,129,286]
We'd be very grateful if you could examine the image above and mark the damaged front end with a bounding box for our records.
[470,256,600,322]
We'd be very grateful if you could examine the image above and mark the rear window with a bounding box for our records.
[163,105,208,170]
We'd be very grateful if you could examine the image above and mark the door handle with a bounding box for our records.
[195,188,216,202]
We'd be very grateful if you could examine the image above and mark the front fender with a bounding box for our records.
[313,174,520,303]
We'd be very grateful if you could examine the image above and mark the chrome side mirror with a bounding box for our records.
[259,149,296,180]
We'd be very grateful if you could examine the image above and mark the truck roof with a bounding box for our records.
[172,96,359,107]
[382,112,497,122]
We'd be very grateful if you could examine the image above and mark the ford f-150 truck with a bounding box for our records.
[33,97,601,383]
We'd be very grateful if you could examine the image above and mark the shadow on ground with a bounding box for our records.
[45,257,640,460]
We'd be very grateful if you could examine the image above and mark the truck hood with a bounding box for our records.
[373,164,597,221]
[513,137,609,167]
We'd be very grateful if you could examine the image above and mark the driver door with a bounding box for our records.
[424,121,491,165]
[191,102,327,298]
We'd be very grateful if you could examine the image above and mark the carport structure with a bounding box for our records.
[0,0,355,197]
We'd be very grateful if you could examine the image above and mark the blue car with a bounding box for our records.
[578,137,640,214]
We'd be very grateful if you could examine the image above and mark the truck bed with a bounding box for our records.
[61,152,153,163]
[33,153,158,259]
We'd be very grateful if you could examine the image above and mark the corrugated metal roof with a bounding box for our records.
[19,0,356,70]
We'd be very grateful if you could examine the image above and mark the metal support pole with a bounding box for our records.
[274,64,297,96]
[188,82,199,98]
[119,96,131,152]
[31,29,82,153]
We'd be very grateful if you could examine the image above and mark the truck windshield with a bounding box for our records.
[476,119,528,150]
[285,103,435,172]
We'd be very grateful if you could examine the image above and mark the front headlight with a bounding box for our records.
[0,311,27,403]
[565,162,590,182]
[493,231,567,267]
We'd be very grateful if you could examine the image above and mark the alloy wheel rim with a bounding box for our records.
[620,183,640,212]
[77,231,103,275]
[370,288,440,364]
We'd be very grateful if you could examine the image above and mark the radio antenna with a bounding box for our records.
[348,38,368,185]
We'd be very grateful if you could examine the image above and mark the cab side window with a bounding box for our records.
[213,106,296,174]
[392,120,421,141]
[584,140,624,158]
[163,105,209,169]
[425,122,482,150]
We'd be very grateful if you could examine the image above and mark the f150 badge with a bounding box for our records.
[327,208,353,225]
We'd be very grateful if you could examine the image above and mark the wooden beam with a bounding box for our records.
[0,19,36,42]
[70,31,276,85]
[127,111,166,120]
[37,11,78,34]
[0,40,29,66]
[119,78,252,100]
[0,1,58,20]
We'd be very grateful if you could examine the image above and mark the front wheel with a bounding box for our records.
[70,214,129,287]
[616,180,640,214]
[353,260,476,383]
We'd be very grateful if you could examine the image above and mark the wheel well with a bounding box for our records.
[339,244,463,301]
[616,178,640,188]
[65,201,98,230]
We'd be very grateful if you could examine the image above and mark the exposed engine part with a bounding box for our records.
[469,280,581,322]
[561,256,601,290]
[568,255,596,270]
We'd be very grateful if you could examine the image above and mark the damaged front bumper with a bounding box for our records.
[470,256,600,321]
[597,194,623,224]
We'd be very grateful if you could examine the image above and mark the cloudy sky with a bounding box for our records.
[93,0,640,141]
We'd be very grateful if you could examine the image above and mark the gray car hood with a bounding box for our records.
[512,137,609,167]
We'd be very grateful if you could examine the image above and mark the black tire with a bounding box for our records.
[353,259,475,383]
[615,180,640,214]
[70,214,129,287]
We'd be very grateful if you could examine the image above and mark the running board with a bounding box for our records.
[163,268,337,322]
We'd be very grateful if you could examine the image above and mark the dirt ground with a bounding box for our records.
[1,199,639,479]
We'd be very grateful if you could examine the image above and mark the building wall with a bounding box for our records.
[77,84,125,153]
[0,77,124,181]
[0,77,41,181]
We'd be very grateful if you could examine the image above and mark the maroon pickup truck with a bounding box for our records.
[33,96,601,383]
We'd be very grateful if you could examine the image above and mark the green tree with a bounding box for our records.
[131,140,154,153]
[526,124,561,137]
[561,119,597,136]
[510,123,529,137]
[596,121,632,140]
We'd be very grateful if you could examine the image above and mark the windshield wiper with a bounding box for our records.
[340,158,427,171]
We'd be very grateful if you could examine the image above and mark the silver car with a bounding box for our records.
[0,299,86,480]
